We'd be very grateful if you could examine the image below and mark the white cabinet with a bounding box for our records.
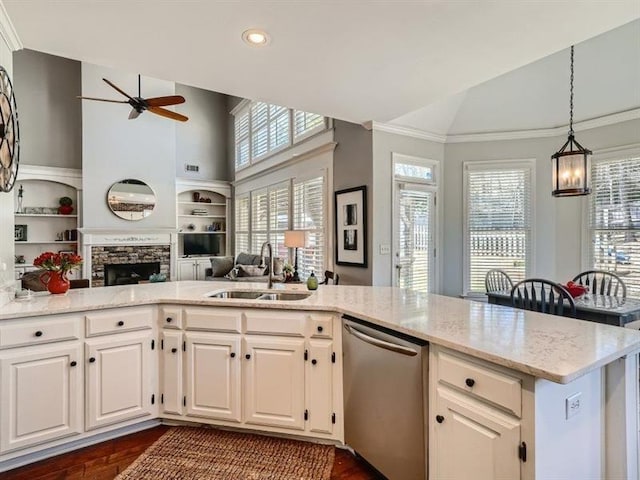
[85,331,154,430]
[177,257,211,280]
[185,332,241,422]
[161,331,183,415]
[243,336,306,431]
[306,339,334,434]
[0,343,83,453]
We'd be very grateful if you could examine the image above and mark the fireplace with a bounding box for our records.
[104,262,160,286]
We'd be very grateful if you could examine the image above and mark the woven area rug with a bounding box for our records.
[115,427,335,480]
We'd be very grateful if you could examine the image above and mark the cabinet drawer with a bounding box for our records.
[437,350,522,417]
[245,310,304,336]
[85,307,153,337]
[307,314,333,338]
[0,315,80,349]
[184,308,242,333]
[160,306,183,329]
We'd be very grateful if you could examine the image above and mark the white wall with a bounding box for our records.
[0,23,15,306]
[81,63,176,230]
[442,118,640,296]
[371,130,445,286]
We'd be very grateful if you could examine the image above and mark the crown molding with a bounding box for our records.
[369,108,640,145]
[0,2,22,52]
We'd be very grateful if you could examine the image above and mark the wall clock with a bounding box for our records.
[0,65,19,193]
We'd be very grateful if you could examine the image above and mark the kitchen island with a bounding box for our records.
[1,281,638,479]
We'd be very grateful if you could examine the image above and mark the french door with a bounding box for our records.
[394,182,436,292]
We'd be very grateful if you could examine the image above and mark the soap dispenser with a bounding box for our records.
[306,271,318,290]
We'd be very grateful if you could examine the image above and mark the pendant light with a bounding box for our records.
[551,45,592,197]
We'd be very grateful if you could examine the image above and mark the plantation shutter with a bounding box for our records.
[590,156,640,296]
[466,164,532,295]
[293,111,325,141]
[293,176,325,279]
[269,182,290,260]
[235,195,250,256]
[235,108,250,169]
[250,102,269,160]
[251,189,268,252]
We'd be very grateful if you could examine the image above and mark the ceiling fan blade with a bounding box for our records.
[145,95,185,107]
[148,106,189,122]
[77,96,129,104]
[102,78,134,100]
[128,108,141,120]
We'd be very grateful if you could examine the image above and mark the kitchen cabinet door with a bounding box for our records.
[305,339,334,434]
[185,332,241,422]
[243,336,305,431]
[161,331,183,415]
[177,260,196,281]
[433,388,521,480]
[85,331,154,430]
[0,343,83,453]
[195,258,210,280]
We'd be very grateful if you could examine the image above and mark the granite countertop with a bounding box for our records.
[2,281,640,384]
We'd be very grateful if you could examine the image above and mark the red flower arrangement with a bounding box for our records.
[33,251,83,273]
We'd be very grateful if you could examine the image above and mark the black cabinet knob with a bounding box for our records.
[117,320,124,327]
[436,415,445,424]
[171,348,177,353]
[89,357,96,363]
[70,361,77,367]
[35,330,43,337]
[465,378,475,388]
[311,359,317,365]
[230,352,236,358]
[317,326,323,333]
[166,317,172,323]
[245,354,251,360]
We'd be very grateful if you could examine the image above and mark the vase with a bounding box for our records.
[58,205,74,215]
[40,271,70,295]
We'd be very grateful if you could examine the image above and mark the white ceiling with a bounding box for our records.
[3,1,639,125]
[390,19,640,135]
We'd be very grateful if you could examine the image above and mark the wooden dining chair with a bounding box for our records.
[572,270,627,299]
[510,278,576,317]
[322,270,340,285]
[485,269,514,293]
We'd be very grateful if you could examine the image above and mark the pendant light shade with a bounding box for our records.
[551,46,592,197]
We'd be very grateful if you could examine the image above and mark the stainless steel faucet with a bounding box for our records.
[260,242,274,289]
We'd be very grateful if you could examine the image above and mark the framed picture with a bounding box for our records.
[14,224,27,242]
[335,186,367,267]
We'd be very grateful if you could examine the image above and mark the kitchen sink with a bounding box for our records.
[208,290,312,301]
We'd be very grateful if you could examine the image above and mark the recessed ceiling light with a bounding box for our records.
[242,29,270,47]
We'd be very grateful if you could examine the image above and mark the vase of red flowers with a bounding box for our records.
[33,252,83,294]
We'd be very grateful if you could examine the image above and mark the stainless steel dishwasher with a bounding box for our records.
[343,316,428,480]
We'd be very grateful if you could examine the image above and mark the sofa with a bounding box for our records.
[205,253,285,283]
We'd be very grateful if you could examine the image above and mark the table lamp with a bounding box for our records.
[284,230,307,282]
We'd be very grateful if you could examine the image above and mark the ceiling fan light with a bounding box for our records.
[242,29,270,46]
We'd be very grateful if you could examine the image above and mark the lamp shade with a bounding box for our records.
[284,230,307,248]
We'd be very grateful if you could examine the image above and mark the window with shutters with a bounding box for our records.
[464,161,534,296]
[293,176,325,279]
[235,195,250,257]
[589,155,640,296]
[233,100,326,171]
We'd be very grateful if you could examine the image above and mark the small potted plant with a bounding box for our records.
[33,251,83,294]
[283,263,294,282]
[58,196,74,215]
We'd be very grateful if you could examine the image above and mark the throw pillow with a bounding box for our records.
[236,252,261,266]
[224,267,239,280]
[210,256,234,277]
[237,265,267,277]
[272,257,284,275]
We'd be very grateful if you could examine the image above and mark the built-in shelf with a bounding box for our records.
[177,201,226,207]
[14,214,78,218]
[178,214,226,218]
[16,241,78,245]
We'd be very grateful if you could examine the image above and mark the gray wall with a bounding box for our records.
[442,118,640,297]
[333,120,373,285]
[372,130,445,286]
[175,84,230,181]
[14,49,82,169]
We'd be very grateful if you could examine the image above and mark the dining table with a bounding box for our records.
[486,290,640,329]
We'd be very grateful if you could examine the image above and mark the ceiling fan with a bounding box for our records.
[77,74,188,122]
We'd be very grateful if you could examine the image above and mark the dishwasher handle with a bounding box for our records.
[344,323,418,357]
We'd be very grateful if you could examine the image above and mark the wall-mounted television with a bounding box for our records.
[183,234,221,257]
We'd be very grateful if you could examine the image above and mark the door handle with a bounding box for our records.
[344,324,418,356]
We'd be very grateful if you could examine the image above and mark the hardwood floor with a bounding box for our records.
[1,426,381,479]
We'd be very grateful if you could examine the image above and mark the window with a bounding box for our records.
[589,155,640,296]
[464,161,533,295]
[394,162,434,182]
[234,100,326,170]
[234,195,249,257]
[293,176,325,279]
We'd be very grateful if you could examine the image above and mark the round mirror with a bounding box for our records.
[107,179,156,221]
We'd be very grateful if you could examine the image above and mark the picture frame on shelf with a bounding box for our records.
[14,224,27,242]
[335,185,367,267]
